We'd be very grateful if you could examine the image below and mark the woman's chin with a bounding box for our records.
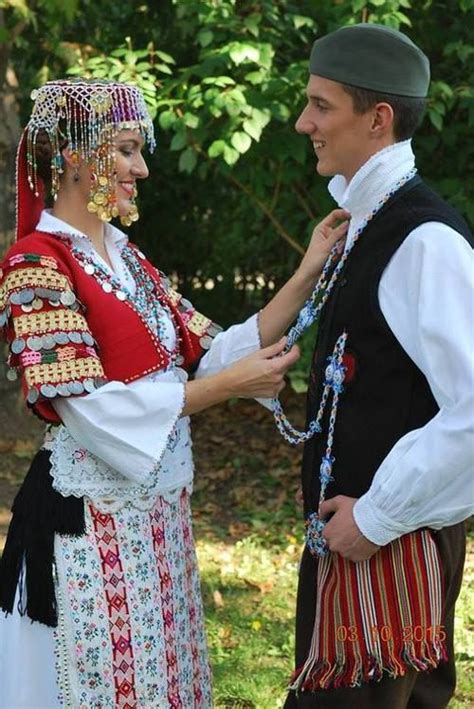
[117,200,132,217]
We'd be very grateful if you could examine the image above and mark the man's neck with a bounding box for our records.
[342,138,397,184]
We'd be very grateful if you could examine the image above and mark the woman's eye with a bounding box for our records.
[120,149,133,157]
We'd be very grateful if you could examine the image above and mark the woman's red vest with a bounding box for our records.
[0,231,219,422]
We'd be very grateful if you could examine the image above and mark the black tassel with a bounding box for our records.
[0,448,85,627]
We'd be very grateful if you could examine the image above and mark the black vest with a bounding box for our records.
[302,177,473,516]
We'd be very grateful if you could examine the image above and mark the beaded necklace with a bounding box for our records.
[272,168,417,556]
[68,239,180,362]
[121,245,180,354]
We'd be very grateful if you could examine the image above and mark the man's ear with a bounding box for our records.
[370,102,395,138]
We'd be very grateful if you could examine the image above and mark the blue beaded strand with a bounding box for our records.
[270,168,417,556]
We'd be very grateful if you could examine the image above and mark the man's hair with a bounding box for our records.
[341,84,427,141]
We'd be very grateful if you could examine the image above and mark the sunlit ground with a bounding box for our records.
[195,524,473,709]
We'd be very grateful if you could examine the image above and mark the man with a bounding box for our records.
[284,23,473,708]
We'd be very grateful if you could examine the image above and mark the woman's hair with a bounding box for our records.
[34,129,68,189]
[342,84,427,141]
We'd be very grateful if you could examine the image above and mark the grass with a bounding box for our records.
[197,530,298,708]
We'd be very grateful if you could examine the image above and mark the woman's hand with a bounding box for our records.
[183,338,299,416]
[297,208,350,282]
[223,337,300,399]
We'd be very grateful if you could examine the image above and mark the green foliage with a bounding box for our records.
[4,0,474,380]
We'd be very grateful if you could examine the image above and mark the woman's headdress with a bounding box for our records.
[17,78,156,239]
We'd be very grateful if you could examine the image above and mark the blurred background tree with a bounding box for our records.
[2,0,473,355]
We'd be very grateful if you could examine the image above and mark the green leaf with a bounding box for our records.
[155,50,175,64]
[170,130,187,151]
[244,12,262,38]
[230,131,252,154]
[292,15,315,30]
[208,104,223,118]
[179,147,198,174]
[244,71,264,85]
[229,43,260,65]
[198,29,214,48]
[243,117,262,142]
[393,11,412,26]
[158,110,176,130]
[428,111,443,131]
[252,108,271,129]
[432,101,446,116]
[223,145,240,165]
[227,88,247,105]
[208,140,226,158]
[155,63,173,75]
[202,76,235,87]
[183,113,199,129]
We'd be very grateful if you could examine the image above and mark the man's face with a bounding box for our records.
[295,75,376,182]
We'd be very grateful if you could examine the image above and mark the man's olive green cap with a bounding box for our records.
[309,23,430,98]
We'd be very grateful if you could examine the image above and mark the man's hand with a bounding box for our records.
[319,495,380,562]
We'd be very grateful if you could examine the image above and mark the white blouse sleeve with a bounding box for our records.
[52,314,262,482]
[353,222,474,546]
[194,312,261,378]
[53,375,185,483]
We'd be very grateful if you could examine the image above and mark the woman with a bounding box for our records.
[0,78,348,708]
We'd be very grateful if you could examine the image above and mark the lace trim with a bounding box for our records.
[48,384,192,512]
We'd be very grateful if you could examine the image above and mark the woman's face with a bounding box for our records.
[65,128,149,219]
[114,129,149,216]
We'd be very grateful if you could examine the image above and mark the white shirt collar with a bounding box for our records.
[36,209,135,291]
[36,209,129,249]
[328,140,416,223]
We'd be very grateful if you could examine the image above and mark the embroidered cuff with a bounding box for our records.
[353,493,413,547]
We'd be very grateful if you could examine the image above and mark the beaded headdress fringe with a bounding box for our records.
[26,80,155,199]
[16,79,155,239]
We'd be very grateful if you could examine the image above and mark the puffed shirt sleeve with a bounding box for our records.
[194,312,261,378]
[53,374,185,483]
[52,314,262,482]
[353,222,474,546]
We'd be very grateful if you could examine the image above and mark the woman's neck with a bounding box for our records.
[52,189,113,267]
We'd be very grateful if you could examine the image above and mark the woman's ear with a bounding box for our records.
[61,148,81,170]
[61,148,82,182]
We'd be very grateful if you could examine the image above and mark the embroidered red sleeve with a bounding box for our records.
[0,252,107,422]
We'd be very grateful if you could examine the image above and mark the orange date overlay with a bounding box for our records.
[335,624,446,643]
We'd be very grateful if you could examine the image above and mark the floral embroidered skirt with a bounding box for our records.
[0,490,213,708]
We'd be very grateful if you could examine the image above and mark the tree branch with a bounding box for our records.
[291,183,318,221]
[269,162,282,212]
[226,170,305,255]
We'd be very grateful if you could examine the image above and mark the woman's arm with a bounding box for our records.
[183,337,299,415]
[258,209,349,347]
[54,338,299,480]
